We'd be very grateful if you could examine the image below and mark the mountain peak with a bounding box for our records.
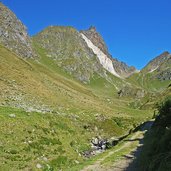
[33,25,108,83]
[80,26,109,56]
[160,51,170,55]
[150,51,170,64]
[0,2,36,58]
[88,26,97,32]
[80,27,137,78]
[142,51,171,73]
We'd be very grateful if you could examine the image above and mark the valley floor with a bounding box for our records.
[81,121,153,171]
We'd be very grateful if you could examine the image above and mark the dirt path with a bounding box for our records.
[81,121,153,171]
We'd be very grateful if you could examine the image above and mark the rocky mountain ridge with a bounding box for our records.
[33,26,108,83]
[81,26,137,78]
[80,32,121,78]
[0,3,171,170]
[142,51,171,73]
[0,2,36,58]
[0,2,171,85]
[81,26,110,56]
[0,1,138,81]
[140,51,171,81]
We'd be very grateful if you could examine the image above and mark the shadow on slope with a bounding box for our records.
[124,121,154,171]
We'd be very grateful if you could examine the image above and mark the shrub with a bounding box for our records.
[154,98,171,127]
[139,98,171,171]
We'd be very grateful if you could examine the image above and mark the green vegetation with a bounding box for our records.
[138,98,171,171]
[0,4,171,170]
[127,72,170,92]
[1,19,170,171]
[0,106,151,170]
[0,44,154,170]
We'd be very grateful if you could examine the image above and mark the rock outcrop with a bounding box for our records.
[81,26,110,56]
[80,33,121,78]
[0,3,36,58]
[118,85,146,98]
[81,27,137,78]
[155,68,171,81]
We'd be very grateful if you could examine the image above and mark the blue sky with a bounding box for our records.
[2,0,171,69]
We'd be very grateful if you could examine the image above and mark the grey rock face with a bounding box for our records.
[81,27,137,78]
[0,3,36,58]
[81,26,109,56]
[155,68,171,81]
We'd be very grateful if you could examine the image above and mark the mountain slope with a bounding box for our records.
[141,51,171,83]
[32,26,131,97]
[0,42,152,170]
[142,51,171,74]
[0,2,170,171]
[127,52,171,92]
[33,26,112,83]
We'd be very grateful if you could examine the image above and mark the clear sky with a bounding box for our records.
[2,0,171,69]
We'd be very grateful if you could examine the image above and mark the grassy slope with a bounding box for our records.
[0,45,152,170]
[126,71,170,110]
[127,71,170,92]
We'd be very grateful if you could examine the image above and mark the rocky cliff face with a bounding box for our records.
[0,3,36,58]
[80,33,121,78]
[81,26,109,56]
[81,27,137,78]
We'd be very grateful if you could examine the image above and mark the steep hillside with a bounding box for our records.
[0,2,36,58]
[0,44,110,113]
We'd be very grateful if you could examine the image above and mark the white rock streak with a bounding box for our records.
[81,33,121,78]
[149,66,159,73]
